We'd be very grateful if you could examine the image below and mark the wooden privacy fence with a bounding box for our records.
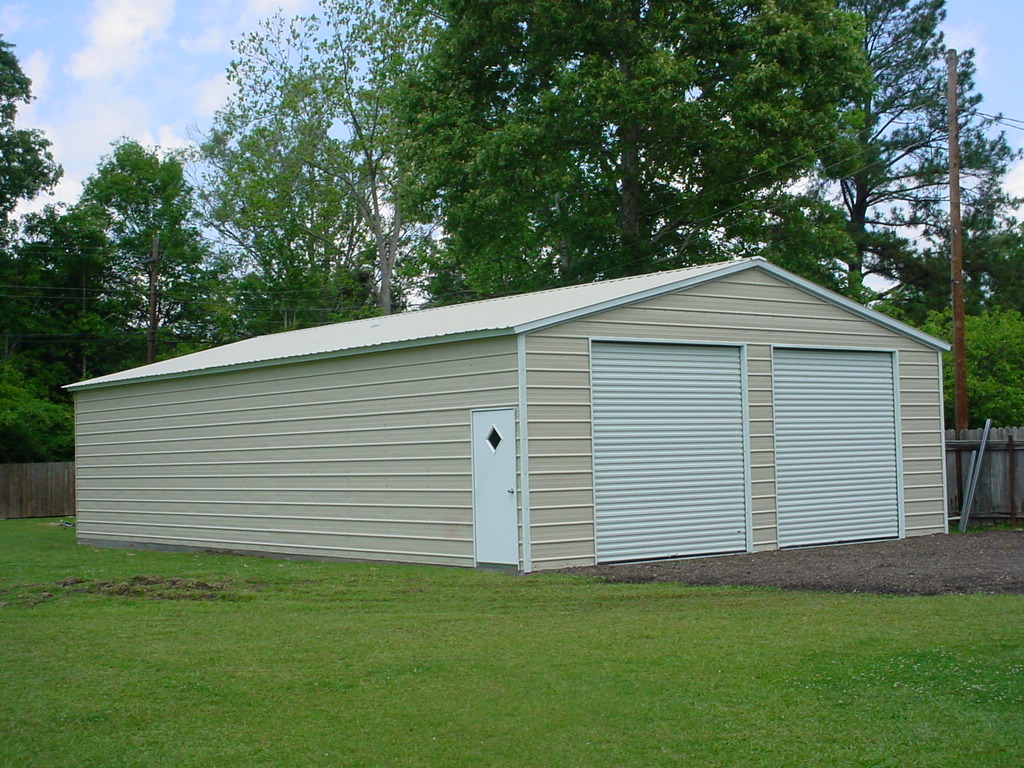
[0,462,76,520]
[946,427,1024,526]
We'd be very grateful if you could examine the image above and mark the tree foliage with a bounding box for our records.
[0,37,61,221]
[197,0,432,333]
[0,36,68,461]
[397,0,871,301]
[0,141,224,461]
[0,362,73,462]
[924,309,1024,428]
[7,0,1024,464]
[79,139,224,353]
[4,203,114,387]
[822,0,1021,313]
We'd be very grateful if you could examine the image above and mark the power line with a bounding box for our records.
[7,107,1011,316]
[978,111,1024,129]
[0,277,391,302]
[0,291,385,315]
[0,281,387,303]
[607,123,1010,277]
[3,331,210,342]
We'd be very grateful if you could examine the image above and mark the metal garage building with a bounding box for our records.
[69,257,949,571]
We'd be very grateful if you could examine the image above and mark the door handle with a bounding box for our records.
[507,488,515,494]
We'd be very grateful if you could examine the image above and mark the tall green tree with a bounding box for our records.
[0,35,64,378]
[397,0,871,301]
[5,203,113,388]
[0,361,73,462]
[0,36,65,462]
[0,220,94,461]
[823,0,1021,310]
[0,37,60,222]
[198,0,431,331]
[78,139,225,362]
[0,141,228,461]
[4,141,222,395]
[198,12,371,336]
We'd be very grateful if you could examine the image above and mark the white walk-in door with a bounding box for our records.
[471,408,519,566]
[591,342,749,562]
[773,348,900,547]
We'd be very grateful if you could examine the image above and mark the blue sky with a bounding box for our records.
[2,0,318,208]
[2,0,1023,210]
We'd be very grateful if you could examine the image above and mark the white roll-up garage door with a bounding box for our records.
[773,348,900,547]
[591,342,748,562]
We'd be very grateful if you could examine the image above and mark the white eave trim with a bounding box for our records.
[65,327,519,392]
[754,262,950,352]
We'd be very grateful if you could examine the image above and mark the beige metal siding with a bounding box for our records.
[75,337,518,566]
[525,268,946,569]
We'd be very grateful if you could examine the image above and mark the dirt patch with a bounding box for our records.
[1,574,261,607]
[57,574,235,600]
[560,530,1024,595]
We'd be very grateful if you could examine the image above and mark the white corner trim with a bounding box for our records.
[517,335,533,573]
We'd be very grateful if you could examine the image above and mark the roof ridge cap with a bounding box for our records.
[392,258,738,317]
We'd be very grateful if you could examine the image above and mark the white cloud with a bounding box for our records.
[179,0,315,71]
[944,25,988,76]
[14,0,319,217]
[25,89,152,205]
[0,3,29,33]
[245,0,315,17]
[132,124,191,153]
[179,0,233,54]
[17,98,196,216]
[195,72,232,118]
[1005,159,1024,219]
[11,106,88,211]
[23,176,83,212]
[22,50,50,99]
[156,125,191,150]
[180,24,227,55]
[69,0,175,82]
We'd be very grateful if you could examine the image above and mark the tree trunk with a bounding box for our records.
[845,174,871,298]
[381,201,401,315]
[616,120,645,275]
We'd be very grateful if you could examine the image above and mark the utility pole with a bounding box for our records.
[947,49,969,434]
[146,234,159,365]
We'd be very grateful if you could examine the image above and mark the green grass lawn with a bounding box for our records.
[2,518,1023,768]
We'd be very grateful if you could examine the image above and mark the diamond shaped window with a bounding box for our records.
[486,426,502,452]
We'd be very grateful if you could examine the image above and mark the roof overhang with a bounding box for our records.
[67,257,948,392]
[65,327,519,392]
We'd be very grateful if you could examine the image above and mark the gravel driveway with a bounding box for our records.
[561,529,1024,595]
